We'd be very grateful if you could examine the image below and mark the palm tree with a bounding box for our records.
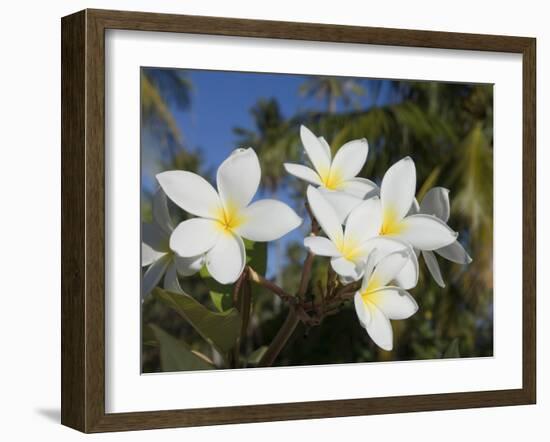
[234,98,298,192]
[299,76,366,113]
[141,68,193,149]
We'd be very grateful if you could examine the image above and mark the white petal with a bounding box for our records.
[420,187,450,222]
[369,287,418,320]
[301,125,331,175]
[175,254,204,276]
[354,292,371,328]
[393,252,419,290]
[330,138,369,181]
[142,254,170,299]
[304,236,341,257]
[157,171,221,219]
[206,233,246,284]
[331,256,363,280]
[170,218,220,257]
[398,214,458,251]
[357,237,418,290]
[142,222,168,252]
[142,243,166,266]
[436,240,473,264]
[217,148,261,210]
[381,157,416,222]
[318,188,363,224]
[283,163,322,185]
[336,177,379,198]
[236,199,302,241]
[345,197,382,245]
[422,250,445,288]
[365,302,394,351]
[318,136,332,161]
[360,252,377,292]
[307,186,344,244]
[163,262,184,293]
[152,188,174,234]
[370,250,410,288]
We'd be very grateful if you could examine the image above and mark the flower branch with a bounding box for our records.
[143,124,473,370]
[247,267,294,304]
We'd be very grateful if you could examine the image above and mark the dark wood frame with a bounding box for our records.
[61,8,536,433]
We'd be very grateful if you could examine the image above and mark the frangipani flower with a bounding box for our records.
[411,187,473,287]
[354,251,419,351]
[304,186,418,287]
[157,148,302,284]
[317,187,368,224]
[284,125,377,198]
[142,189,204,298]
[377,157,458,251]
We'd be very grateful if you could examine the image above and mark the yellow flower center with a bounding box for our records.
[213,202,246,234]
[380,206,405,235]
[360,276,383,305]
[319,167,343,191]
[335,236,361,262]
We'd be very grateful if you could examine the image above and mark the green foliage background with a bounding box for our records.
[141,70,493,372]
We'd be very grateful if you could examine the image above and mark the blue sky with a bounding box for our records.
[174,69,380,171]
[177,71,306,168]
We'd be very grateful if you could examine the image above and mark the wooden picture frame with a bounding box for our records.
[61,8,536,433]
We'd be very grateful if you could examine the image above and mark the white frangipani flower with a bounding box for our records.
[317,187,369,224]
[377,157,458,251]
[304,186,418,287]
[157,148,302,285]
[284,125,377,199]
[141,190,204,298]
[353,251,419,351]
[410,187,473,287]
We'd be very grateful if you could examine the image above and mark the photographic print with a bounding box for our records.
[61,10,535,431]
[140,68,493,373]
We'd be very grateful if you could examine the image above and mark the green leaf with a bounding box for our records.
[198,240,266,313]
[244,239,267,277]
[199,266,233,312]
[148,324,214,371]
[247,346,268,366]
[142,323,158,348]
[199,241,267,311]
[244,239,267,297]
[443,338,460,358]
[209,290,233,312]
[153,288,241,355]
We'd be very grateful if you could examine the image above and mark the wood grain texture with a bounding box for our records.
[61,10,86,431]
[60,8,537,433]
[522,38,536,403]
